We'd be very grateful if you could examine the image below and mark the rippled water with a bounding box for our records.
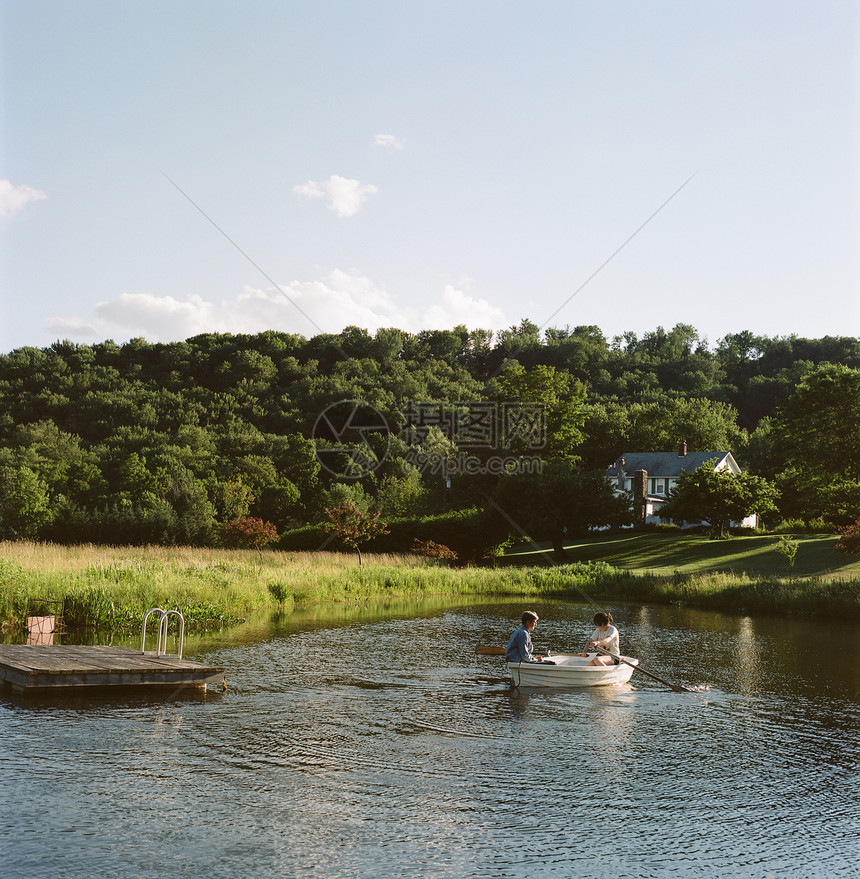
[1,600,857,878]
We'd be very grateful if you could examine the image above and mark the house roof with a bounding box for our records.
[607,451,737,479]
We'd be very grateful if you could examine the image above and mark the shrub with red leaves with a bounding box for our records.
[224,516,279,550]
[834,516,860,555]
[411,538,458,562]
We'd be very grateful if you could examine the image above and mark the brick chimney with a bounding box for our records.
[678,440,687,457]
[633,469,648,525]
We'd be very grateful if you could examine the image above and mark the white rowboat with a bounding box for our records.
[508,652,638,688]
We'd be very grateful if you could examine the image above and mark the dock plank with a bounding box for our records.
[0,644,225,692]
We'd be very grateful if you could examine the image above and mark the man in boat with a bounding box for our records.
[506,611,548,663]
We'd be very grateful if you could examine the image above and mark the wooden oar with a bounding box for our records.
[594,645,694,693]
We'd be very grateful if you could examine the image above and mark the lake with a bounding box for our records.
[1,598,857,878]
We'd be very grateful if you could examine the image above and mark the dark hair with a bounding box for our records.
[593,612,613,626]
[521,611,539,625]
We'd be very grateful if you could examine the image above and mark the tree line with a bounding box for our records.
[0,323,858,556]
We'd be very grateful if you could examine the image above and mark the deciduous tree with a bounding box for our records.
[0,465,54,539]
[322,503,389,565]
[771,364,860,523]
[774,364,860,481]
[224,516,279,557]
[659,463,779,537]
[494,460,631,558]
[488,363,586,459]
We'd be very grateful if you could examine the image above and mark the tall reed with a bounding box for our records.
[1,542,858,635]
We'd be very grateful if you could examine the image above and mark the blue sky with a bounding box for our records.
[1,0,858,354]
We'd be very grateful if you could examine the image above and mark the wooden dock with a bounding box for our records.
[0,644,225,694]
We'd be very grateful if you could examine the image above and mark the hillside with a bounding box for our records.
[1,325,858,548]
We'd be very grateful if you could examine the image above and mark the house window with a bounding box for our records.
[656,479,665,494]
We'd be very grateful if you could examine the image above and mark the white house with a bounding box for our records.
[605,441,757,528]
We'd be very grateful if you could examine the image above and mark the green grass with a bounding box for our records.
[505,532,860,578]
[0,542,587,634]
[1,535,859,636]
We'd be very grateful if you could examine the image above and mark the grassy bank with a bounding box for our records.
[1,537,859,636]
[0,542,612,633]
[506,531,860,578]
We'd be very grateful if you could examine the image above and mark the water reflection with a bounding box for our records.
[733,615,761,695]
[1,598,858,879]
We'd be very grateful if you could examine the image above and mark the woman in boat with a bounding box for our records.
[505,611,547,663]
[581,611,620,666]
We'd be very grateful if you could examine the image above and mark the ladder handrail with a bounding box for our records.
[158,610,185,659]
[140,607,185,658]
[140,607,166,653]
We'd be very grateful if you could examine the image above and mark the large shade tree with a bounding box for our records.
[659,462,779,536]
[494,459,631,557]
[771,364,860,523]
[0,465,54,539]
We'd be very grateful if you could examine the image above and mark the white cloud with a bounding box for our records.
[374,133,406,150]
[94,293,219,340]
[50,272,508,345]
[0,179,47,216]
[237,272,408,335]
[44,317,99,339]
[421,285,508,331]
[292,175,378,217]
[64,272,404,342]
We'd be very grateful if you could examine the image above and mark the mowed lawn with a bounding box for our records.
[505,532,860,578]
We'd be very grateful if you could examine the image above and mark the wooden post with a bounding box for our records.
[26,616,56,646]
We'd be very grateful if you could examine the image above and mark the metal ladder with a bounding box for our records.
[140,608,185,659]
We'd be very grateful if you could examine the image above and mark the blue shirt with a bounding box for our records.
[506,625,537,663]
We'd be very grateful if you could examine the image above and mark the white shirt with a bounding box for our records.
[589,624,620,656]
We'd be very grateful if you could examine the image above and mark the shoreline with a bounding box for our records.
[2,541,859,635]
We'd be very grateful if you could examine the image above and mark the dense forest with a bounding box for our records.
[1,321,858,555]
